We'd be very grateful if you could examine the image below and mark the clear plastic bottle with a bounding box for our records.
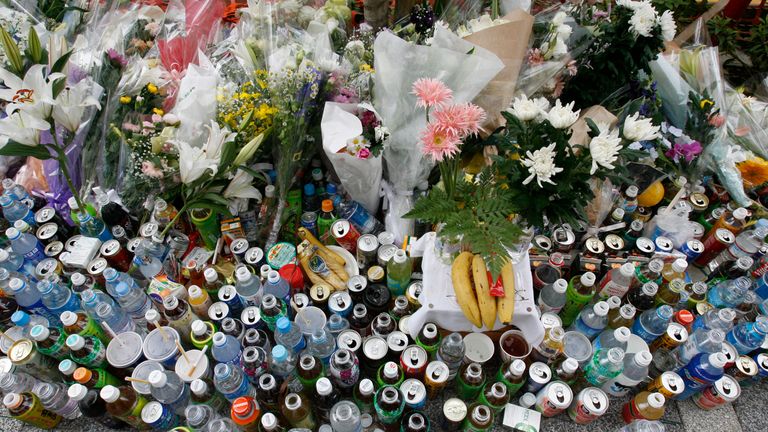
[36,278,80,316]
[221,318,245,342]
[633,259,664,289]
[103,268,141,297]
[271,345,298,384]
[632,305,674,343]
[264,270,291,302]
[114,281,152,325]
[532,326,565,362]
[0,371,37,394]
[729,223,768,258]
[275,317,306,354]
[569,301,609,340]
[79,289,117,320]
[593,326,631,352]
[214,363,257,402]
[726,316,768,354]
[608,304,636,330]
[619,420,666,432]
[661,259,688,286]
[330,400,362,432]
[497,359,527,396]
[147,369,190,415]
[597,263,635,299]
[437,332,465,380]
[61,310,109,344]
[559,272,597,326]
[672,328,725,369]
[708,277,751,309]
[0,195,34,225]
[35,382,81,419]
[3,391,62,429]
[538,279,568,313]
[0,252,26,279]
[602,350,653,397]
[583,347,625,386]
[78,214,113,241]
[185,404,220,431]
[307,328,336,365]
[691,308,736,333]
[338,199,384,235]
[10,310,49,338]
[281,392,316,429]
[6,277,59,324]
[553,357,579,385]
[6,227,44,265]
[386,250,412,297]
[203,267,224,298]
[326,313,350,337]
[95,302,135,334]
[212,332,243,365]
[533,253,564,291]
[235,266,262,307]
[187,285,212,318]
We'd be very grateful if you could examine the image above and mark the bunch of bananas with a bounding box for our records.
[296,228,349,291]
[450,252,516,329]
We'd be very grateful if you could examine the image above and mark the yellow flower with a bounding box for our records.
[738,158,768,188]
[700,99,714,110]
[152,108,164,116]
[119,96,132,104]
[360,64,373,73]
[147,83,158,94]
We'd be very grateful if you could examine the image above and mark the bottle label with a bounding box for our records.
[77,339,107,368]
[680,363,716,392]
[23,242,46,263]
[94,369,121,389]
[560,286,593,326]
[603,375,641,397]
[456,377,485,400]
[14,395,61,429]
[80,317,110,345]
[497,370,525,397]
[121,395,148,429]
[38,333,68,360]
[222,377,250,401]
[202,393,229,413]
[631,320,662,344]
[571,317,603,339]
[598,277,629,299]
[725,332,752,355]
[374,402,403,425]
[25,300,61,326]
[386,275,407,297]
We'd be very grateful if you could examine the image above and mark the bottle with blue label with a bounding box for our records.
[0,196,35,226]
[708,277,750,309]
[675,352,727,400]
[691,308,737,333]
[275,317,306,354]
[264,270,290,304]
[726,316,768,354]
[6,277,60,325]
[583,347,625,386]
[78,214,113,242]
[632,305,673,343]
[568,301,609,340]
[338,199,384,235]
[2,179,30,202]
[602,350,653,397]
[37,278,81,317]
[212,332,243,366]
[0,249,33,279]
[147,370,189,416]
[672,328,725,370]
[214,363,257,402]
[103,268,141,298]
[6,227,45,266]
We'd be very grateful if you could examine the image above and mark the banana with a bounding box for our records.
[297,227,346,267]
[319,248,349,282]
[451,252,482,328]
[497,260,515,324]
[472,254,497,330]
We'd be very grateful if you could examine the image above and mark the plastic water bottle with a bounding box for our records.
[583,347,625,386]
[0,249,30,277]
[307,328,336,365]
[338,199,384,235]
[569,301,609,340]
[264,270,290,303]
[672,328,725,369]
[235,266,262,307]
[214,363,257,402]
[114,282,153,325]
[10,311,49,338]
[2,179,30,201]
[103,268,141,298]
[185,404,221,431]
[7,277,59,325]
[35,382,82,419]
[437,332,465,380]
[37,279,81,316]
[691,308,736,333]
[632,305,673,343]
[675,352,727,400]
[275,317,306,354]
[78,214,113,242]
[326,314,350,337]
[0,196,34,225]
[95,302,135,334]
[538,279,568,313]
[270,345,297,384]
[593,326,631,352]
[6,227,44,265]
[726,316,768,354]
[602,351,653,397]
[147,370,190,415]
[80,289,118,319]
[597,263,635,299]
[212,332,242,365]
[708,277,750,308]
[729,222,768,258]
[330,400,362,432]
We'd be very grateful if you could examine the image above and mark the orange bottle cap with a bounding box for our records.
[73,368,92,383]
[231,396,260,424]
[321,200,333,212]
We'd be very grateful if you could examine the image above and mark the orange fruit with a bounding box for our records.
[638,181,665,207]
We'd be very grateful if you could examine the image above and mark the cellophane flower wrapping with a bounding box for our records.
[374,29,504,244]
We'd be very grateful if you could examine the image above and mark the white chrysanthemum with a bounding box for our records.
[557,24,573,40]
[508,95,542,121]
[589,128,623,174]
[658,10,676,41]
[546,100,580,129]
[520,143,564,187]
[533,97,551,113]
[552,11,568,26]
[551,37,568,57]
[623,112,661,141]
[629,3,658,38]
[617,0,646,11]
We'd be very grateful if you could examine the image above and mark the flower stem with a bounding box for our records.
[49,129,86,212]
[159,202,189,238]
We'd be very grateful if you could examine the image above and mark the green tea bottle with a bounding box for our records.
[386,250,412,297]
[559,272,597,326]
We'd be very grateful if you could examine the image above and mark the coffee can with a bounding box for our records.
[362,336,388,376]
[356,235,378,270]
[328,291,353,317]
[244,247,265,268]
[424,361,450,399]
[567,387,609,425]
[647,371,685,399]
[240,306,263,329]
[442,398,467,430]
[654,236,674,253]
[535,381,573,417]
[377,244,398,267]
[230,238,250,262]
[649,322,688,352]
[100,239,132,272]
[387,331,409,362]
[681,239,705,261]
[728,355,758,382]
[347,275,368,304]
[207,302,230,323]
[693,374,741,410]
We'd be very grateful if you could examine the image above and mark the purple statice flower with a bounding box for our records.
[665,140,703,163]
[106,48,128,68]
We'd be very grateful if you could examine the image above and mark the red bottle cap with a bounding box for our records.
[675,310,694,327]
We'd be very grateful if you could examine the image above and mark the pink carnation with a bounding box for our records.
[709,114,726,128]
[141,161,164,178]
[412,78,453,108]
[420,122,461,162]
[432,103,486,138]
[356,148,371,159]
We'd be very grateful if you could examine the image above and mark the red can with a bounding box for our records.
[400,345,428,380]
[693,375,740,411]
[100,239,133,272]
[694,228,734,267]
[331,219,360,254]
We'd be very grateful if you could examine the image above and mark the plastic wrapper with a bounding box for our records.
[373,28,504,244]
[320,102,382,213]
[170,51,220,148]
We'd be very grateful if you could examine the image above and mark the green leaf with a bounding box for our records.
[50,50,72,74]
[26,28,42,64]
[51,77,67,99]
[0,26,24,75]
[219,140,238,171]
[201,192,231,208]
[0,142,53,159]
[585,118,601,138]
[237,165,270,184]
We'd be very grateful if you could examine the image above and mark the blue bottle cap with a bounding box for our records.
[303,183,315,196]
[327,183,337,194]
[10,310,29,326]
[115,282,130,296]
[103,268,118,282]
[272,345,287,361]
[276,317,291,333]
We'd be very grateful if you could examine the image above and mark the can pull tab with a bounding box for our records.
[555,390,564,403]
[410,350,418,365]
[591,395,602,409]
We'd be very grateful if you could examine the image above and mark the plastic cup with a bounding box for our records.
[175,349,211,383]
[463,333,495,365]
[142,327,181,368]
[563,331,593,366]
[498,329,532,364]
[107,332,144,369]
[131,360,164,395]
[296,306,327,336]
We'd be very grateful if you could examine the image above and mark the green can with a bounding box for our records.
[190,208,220,250]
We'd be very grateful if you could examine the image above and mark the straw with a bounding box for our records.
[212,237,222,266]
[663,176,688,215]
[0,330,17,344]
[125,377,150,384]
[153,321,169,342]
[175,339,190,364]
[101,322,125,347]
[188,345,208,377]
[290,299,311,326]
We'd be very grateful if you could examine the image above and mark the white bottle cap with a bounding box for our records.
[59,359,77,375]
[30,325,49,341]
[620,263,635,277]
[671,259,688,273]
[145,309,160,323]
[519,392,537,408]
[580,272,596,287]
[191,320,207,336]
[68,383,89,401]
[66,334,85,350]
[7,277,23,291]
[316,377,333,396]
[148,370,167,388]
[359,379,374,395]
[553,279,567,294]
[636,351,653,367]
[626,185,639,197]
[190,379,207,395]
[710,352,727,369]
[511,359,526,375]
[3,393,22,409]
[647,393,666,408]
[188,285,203,299]
[607,296,621,309]
[383,362,399,379]
[615,327,631,343]
[204,268,218,283]
[734,208,748,220]
[100,386,120,403]
[261,413,277,429]
[163,295,179,310]
[5,228,19,240]
[562,358,578,374]
[594,302,609,317]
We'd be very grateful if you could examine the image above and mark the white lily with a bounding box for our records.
[176,140,218,184]
[52,79,102,132]
[0,110,50,146]
[223,169,263,201]
[0,64,63,119]
[203,121,236,162]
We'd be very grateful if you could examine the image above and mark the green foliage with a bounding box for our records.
[685,90,720,144]
[405,168,524,278]
[0,141,53,160]
[654,0,709,29]
[708,17,768,93]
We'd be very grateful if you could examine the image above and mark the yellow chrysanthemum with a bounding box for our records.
[700,99,714,110]
[119,96,131,104]
[152,108,164,116]
[360,64,373,73]
[147,83,158,94]
[738,157,768,188]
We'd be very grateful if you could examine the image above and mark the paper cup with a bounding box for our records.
[175,350,211,383]
[142,327,181,368]
[499,330,532,364]
[131,360,164,395]
[563,331,593,366]
[463,333,495,365]
[107,332,144,369]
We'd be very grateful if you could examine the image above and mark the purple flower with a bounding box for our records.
[106,49,128,68]
[665,140,703,163]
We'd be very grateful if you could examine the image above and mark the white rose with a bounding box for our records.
[658,10,676,41]
[589,128,623,174]
[508,95,542,121]
[552,37,568,57]
[546,100,580,129]
[629,3,658,37]
[623,112,661,141]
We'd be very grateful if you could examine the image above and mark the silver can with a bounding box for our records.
[401,378,427,410]
[377,244,398,267]
[230,238,250,260]
[524,362,552,393]
[337,329,363,355]
[535,381,573,417]
[377,231,395,246]
[241,306,262,328]
[356,234,378,269]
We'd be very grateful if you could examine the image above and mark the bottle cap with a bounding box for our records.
[3,393,22,409]
[188,285,203,299]
[580,272,596,287]
[562,357,578,374]
[267,271,280,284]
[594,302,609,317]
[321,200,333,212]
[73,367,93,384]
[520,392,536,408]
[10,311,29,327]
[393,249,407,264]
[648,393,666,408]
[66,334,85,350]
[316,377,333,396]
[191,320,207,336]
[68,383,89,401]
[5,228,19,240]
[265,185,275,198]
[145,309,160,323]
[615,327,631,342]
[272,345,288,362]
[359,378,374,395]
[103,268,118,282]
[163,295,179,310]
[29,325,49,341]
[7,278,23,292]
[511,359,526,375]
[59,359,77,375]
[213,332,227,347]
[13,220,28,231]
[626,185,639,197]
[204,268,218,283]
[619,263,635,277]
[115,282,130,296]
[553,279,567,293]
[0,249,8,262]
[0,195,10,206]
[190,379,207,395]
[235,266,250,282]
[657,305,674,320]
[100,386,120,403]
[733,208,748,220]
[636,351,653,367]
[261,413,277,429]
[671,259,688,273]
[232,396,254,416]
[304,183,315,196]
[383,362,399,379]
[276,317,291,333]
[148,370,167,387]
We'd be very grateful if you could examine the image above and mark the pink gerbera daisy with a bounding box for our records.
[421,122,462,162]
[432,103,487,138]
[412,78,453,108]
